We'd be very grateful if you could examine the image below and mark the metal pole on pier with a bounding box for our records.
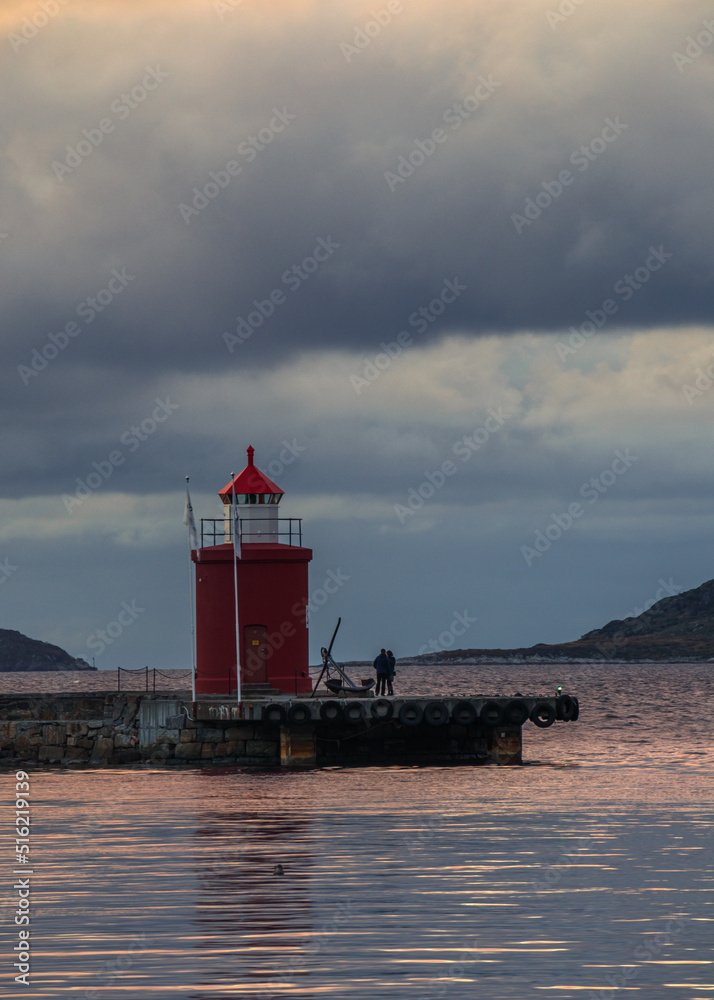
[184,477,198,703]
[231,472,242,705]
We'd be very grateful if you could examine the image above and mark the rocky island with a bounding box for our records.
[0,629,95,672]
[408,577,714,663]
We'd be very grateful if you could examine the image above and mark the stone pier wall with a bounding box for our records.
[0,694,282,767]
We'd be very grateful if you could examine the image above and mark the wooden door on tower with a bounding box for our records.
[244,624,269,683]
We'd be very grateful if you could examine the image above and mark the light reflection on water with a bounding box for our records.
[2,662,713,999]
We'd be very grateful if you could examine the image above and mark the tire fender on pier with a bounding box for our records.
[556,695,577,722]
[262,703,286,725]
[480,700,504,727]
[344,701,365,724]
[424,701,449,726]
[398,702,424,726]
[503,699,529,726]
[370,698,394,721]
[530,702,556,728]
[319,700,343,723]
[451,700,477,726]
[287,702,312,726]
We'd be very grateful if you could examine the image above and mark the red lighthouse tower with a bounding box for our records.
[192,447,313,698]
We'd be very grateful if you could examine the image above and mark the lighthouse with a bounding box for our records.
[192,447,313,698]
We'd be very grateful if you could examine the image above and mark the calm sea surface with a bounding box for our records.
[2,662,713,999]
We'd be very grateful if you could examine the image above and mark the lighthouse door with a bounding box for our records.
[244,624,269,683]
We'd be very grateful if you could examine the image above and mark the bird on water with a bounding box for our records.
[273,864,285,876]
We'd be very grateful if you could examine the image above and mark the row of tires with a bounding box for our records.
[262,695,579,729]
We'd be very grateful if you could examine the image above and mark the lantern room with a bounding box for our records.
[191,446,312,698]
[218,445,283,544]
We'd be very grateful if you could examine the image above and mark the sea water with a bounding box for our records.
[1,661,712,999]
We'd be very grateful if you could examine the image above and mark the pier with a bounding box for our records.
[0,690,578,768]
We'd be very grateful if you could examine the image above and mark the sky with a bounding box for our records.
[1,0,714,668]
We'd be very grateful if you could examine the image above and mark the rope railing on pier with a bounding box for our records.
[116,667,191,692]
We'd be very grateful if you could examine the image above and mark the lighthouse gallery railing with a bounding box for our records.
[199,517,303,548]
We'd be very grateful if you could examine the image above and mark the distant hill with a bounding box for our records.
[408,578,714,663]
[0,629,96,672]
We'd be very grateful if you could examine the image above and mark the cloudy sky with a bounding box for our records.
[2,0,714,669]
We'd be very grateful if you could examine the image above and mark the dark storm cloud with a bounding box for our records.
[1,0,713,509]
[2,0,713,392]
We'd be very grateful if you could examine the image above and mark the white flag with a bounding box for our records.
[184,481,199,552]
[232,486,241,560]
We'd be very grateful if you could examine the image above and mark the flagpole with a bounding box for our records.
[185,476,197,703]
[231,472,242,704]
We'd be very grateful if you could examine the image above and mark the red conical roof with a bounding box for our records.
[219,446,284,500]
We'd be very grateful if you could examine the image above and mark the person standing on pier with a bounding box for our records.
[386,650,396,696]
[374,648,389,695]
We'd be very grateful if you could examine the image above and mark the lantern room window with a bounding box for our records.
[235,493,281,505]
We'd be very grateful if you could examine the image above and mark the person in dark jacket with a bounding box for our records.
[386,650,396,695]
[373,648,389,695]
